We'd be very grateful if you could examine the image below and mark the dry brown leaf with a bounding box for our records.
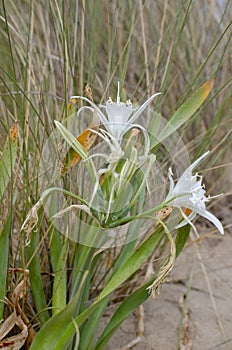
[0,269,36,350]
[0,311,17,341]
[0,315,28,350]
[60,86,100,175]
[9,124,18,143]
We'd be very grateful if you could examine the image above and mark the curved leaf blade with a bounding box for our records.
[0,124,18,200]
[95,229,163,302]
[29,272,88,350]
[0,214,11,320]
[152,79,215,147]
[52,241,68,316]
[95,225,191,349]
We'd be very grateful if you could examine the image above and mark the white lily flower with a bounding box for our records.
[166,151,224,235]
[71,82,161,144]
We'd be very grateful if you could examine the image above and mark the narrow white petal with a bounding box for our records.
[189,151,210,172]
[185,205,224,235]
[174,151,209,192]
[175,151,210,188]
[123,123,150,155]
[179,208,199,237]
[71,95,109,125]
[52,204,92,218]
[128,92,161,124]
[175,211,196,229]
[166,168,175,197]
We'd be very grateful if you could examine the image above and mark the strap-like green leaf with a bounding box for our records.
[29,206,189,350]
[0,214,12,320]
[25,225,50,326]
[94,282,151,350]
[30,272,88,350]
[175,224,191,258]
[48,229,165,349]
[0,124,18,200]
[95,229,163,302]
[54,121,88,160]
[94,225,191,349]
[29,229,163,350]
[151,79,215,149]
[52,241,68,316]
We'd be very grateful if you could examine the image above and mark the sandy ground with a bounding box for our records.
[102,228,232,350]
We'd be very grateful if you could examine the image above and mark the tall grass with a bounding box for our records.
[0,0,231,349]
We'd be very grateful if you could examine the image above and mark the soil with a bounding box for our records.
[102,230,232,350]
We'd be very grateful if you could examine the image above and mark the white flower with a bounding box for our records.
[71,82,160,144]
[166,151,224,235]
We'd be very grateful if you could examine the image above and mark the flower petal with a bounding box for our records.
[175,210,197,229]
[128,92,161,124]
[167,168,175,196]
[103,102,134,124]
[71,95,109,126]
[189,151,210,171]
[178,151,210,182]
[184,204,224,235]
[179,208,199,236]
[105,122,128,140]
[123,123,150,155]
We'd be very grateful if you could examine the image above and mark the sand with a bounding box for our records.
[103,231,232,350]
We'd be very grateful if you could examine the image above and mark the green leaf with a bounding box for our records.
[25,225,50,325]
[79,300,107,350]
[47,205,193,349]
[47,229,164,349]
[0,124,18,200]
[95,229,163,302]
[94,282,151,350]
[54,120,97,183]
[52,300,102,350]
[30,272,88,350]
[94,226,191,349]
[54,120,88,161]
[52,241,68,316]
[151,79,215,149]
[48,224,62,272]
[175,225,191,258]
[0,214,12,319]
[78,219,145,349]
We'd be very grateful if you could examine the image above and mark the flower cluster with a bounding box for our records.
[22,84,224,249]
[71,82,160,155]
[165,151,224,235]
